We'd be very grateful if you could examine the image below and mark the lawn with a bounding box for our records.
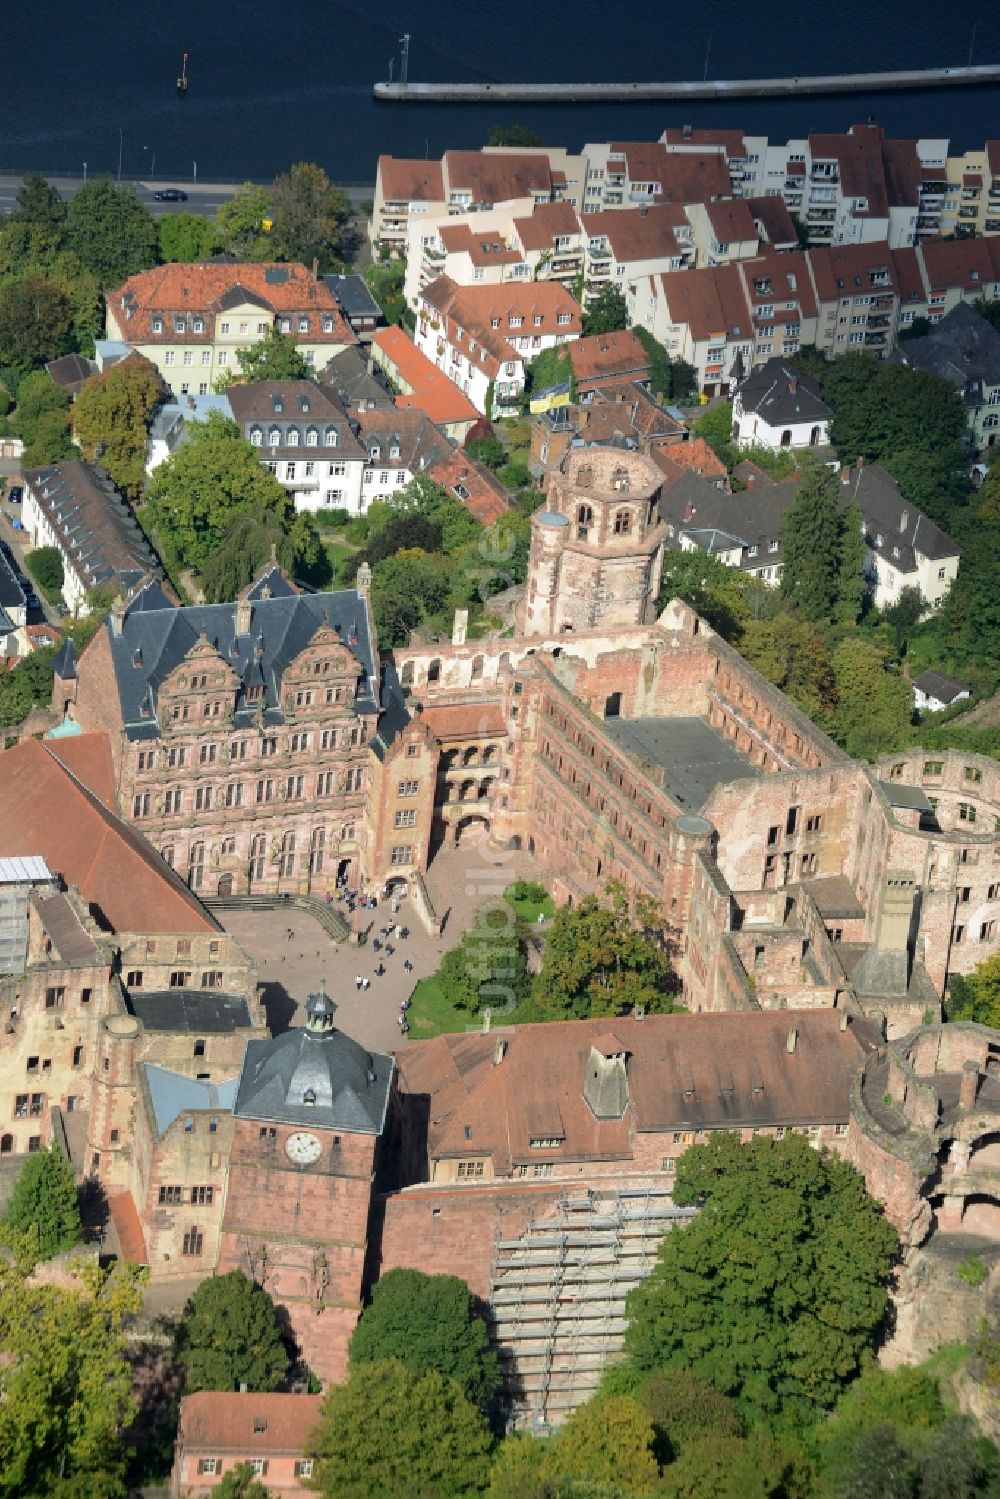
[324,539,357,583]
[504,884,555,924]
[407,975,475,1040]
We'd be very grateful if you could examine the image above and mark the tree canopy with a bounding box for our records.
[582,284,629,337]
[215,1464,275,1499]
[436,908,532,1021]
[214,183,273,260]
[623,1133,897,1419]
[527,887,673,1020]
[2,1145,82,1261]
[144,411,317,576]
[268,162,351,269]
[0,273,72,380]
[64,179,159,288]
[158,212,219,264]
[780,463,863,624]
[0,1255,145,1499]
[225,325,313,385]
[174,1271,289,1393]
[310,1359,494,1498]
[73,356,166,498]
[947,951,1000,1028]
[348,1268,501,1411]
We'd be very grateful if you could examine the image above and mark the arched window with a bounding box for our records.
[221,836,236,856]
[268,427,280,447]
[287,428,300,447]
[250,834,266,881]
[310,827,326,874]
[576,503,593,540]
[306,428,319,447]
[324,427,338,447]
[188,842,205,891]
[613,509,632,536]
[250,427,263,447]
[470,654,484,682]
[279,832,296,877]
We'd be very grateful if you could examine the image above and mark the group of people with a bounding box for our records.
[353,917,415,1035]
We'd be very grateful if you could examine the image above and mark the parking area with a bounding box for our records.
[220,839,547,1054]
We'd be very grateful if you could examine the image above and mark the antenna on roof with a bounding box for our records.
[399,32,410,89]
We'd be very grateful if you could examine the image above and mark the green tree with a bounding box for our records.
[0,1255,145,1498]
[158,212,219,263]
[899,315,932,342]
[546,1397,660,1493]
[383,475,481,554]
[268,162,350,269]
[631,326,695,402]
[144,411,301,573]
[657,547,760,642]
[828,637,913,759]
[64,179,159,287]
[22,409,74,465]
[883,585,926,656]
[14,174,66,234]
[466,433,506,471]
[740,616,837,720]
[0,273,72,378]
[623,1134,897,1418]
[780,462,846,621]
[2,1145,81,1260]
[947,951,1000,1028]
[25,546,64,601]
[369,549,450,646]
[525,344,575,402]
[201,513,302,603]
[365,260,408,327]
[72,357,166,498]
[817,1364,945,1485]
[827,360,967,470]
[174,1271,289,1393]
[659,1434,811,1499]
[582,284,629,337]
[0,646,57,730]
[693,403,736,471]
[635,1369,743,1458]
[349,1268,501,1411]
[214,183,273,260]
[224,325,312,385]
[435,910,532,1018]
[835,500,867,625]
[215,1463,274,1499]
[311,1358,494,1498]
[829,1424,918,1499]
[532,888,672,1019]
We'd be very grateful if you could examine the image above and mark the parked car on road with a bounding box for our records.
[153,188,188,202]
[25,592,39,610]
[7,486,22,504]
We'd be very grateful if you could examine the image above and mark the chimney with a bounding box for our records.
[839,1009,849,1032]
[481,1008,492,1034]
[493,1037,507,1066]
[683,500,695,521]
[900,510,908,532]
[786,1026,798,1054]
[110,597,126,638]
[746,473,756,489]
[960,1059,981,1112]
[788,375,798,394]
[235,599,252,636]
[840,467,850,485]
[312,256,320,279]
[355,560,372,595]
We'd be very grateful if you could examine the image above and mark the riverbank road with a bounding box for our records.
[220,840,546,1055]
[0,173,374,219]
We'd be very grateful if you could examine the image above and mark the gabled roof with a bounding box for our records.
[569,330,651,387]
[377,156,445,204]
[511,199,582,252]
[322,273,381,322]
[611,141,731,201]
[888,302,1000,394]
[178,1392,323,1456]
[23,461,160,593]
[103,576,379,739]
[443,149,556,204]
[579,205,688,263]
[746,196,799,248]
[0,737,217,933]
[659,263,752,341]
[143,1063,239,1135]
[373,326,479,426]
[427,447,511,525]
[912,669,970,703]
[321,346,395,411]
[737,358,832,425]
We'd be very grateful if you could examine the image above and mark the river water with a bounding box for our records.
[5,0,1000,184]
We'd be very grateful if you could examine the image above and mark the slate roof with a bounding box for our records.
[128,989,253,1033]
[879,780,934,812]
[912,669,970,704]
[143,1063,239,1136]
[602,715,760,811]
[323,273,381,323]
[320,346,395,412]
[395,1010,874,1174]
[234,1019,393,1134]
[104,576,379,740]
[736,358,832,425]
[23,462,161,594]
[44,352,96,395]
[0,551,26,615]
[226,380,365,462]
[888,302,1000,402]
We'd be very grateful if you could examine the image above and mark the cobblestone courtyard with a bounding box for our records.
[221,839,546,1054]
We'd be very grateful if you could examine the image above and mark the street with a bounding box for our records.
[0,173,374,219]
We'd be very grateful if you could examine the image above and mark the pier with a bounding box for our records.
[374,64,1000,104]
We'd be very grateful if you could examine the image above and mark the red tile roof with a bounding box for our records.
[579,205,687,263]
[372,326,478,426]
[569,330,651,388]
[179,1392,323,1455]
[890,246,927,304]
[421,700,508,738]
[512,200,582,252]
[660,127,749,158]
[426,448,511,526]
[107,1190,147,1264]
[612,142,731,202]
[919,237,1000,294]
[438,223,522,266]
[741,250,817,318]
[656,436,727,480]
[0,737,218,934]
[377,156,446,204]
[444,150,557,204]
[659,263,752,341]
[396,1009,873,1174]
[746,196,799,248]
[705,198,757,244]
[988,141,1000,176]
[109,262,354,348]
[806,243,898,303]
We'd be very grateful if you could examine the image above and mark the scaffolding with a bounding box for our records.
[489,1185,697,1428]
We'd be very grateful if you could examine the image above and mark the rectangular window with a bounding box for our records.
[966,766,983,783]
[959,802,978,823]
[199,1460,220,1476]
[225,782,243,808]
[182,1227,204,1256]
[190,1186,214,1206]
[394,808,417,828]
[923,760,944,776]
[456,1160,484,1178]
[195,787,212,812]
[132,792,150,818]
[390,845,413,866]
[397,780,419,796]
[126,970,142,988]
[45,987,64,1009]
[805,814,823,833]
[201,971,223,989]
[158,1185,183,1205]
[295,1461,315,1479]
[164,789,183,814]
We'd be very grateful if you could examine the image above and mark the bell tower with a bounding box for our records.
[522,448,667,636]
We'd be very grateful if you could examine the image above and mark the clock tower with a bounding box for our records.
[217,989,394,1384]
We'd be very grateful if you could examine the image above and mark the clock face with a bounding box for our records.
[285,1131,322,1165]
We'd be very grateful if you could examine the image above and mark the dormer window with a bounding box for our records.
[298,316,309,333]
[322,315,333,332]
[269,428,280,447]
[509,315,523,328]
[193,318,204,333]
[370,445,381,460]
[287,429,300,447]
[490,317,500,328]
[251,428,263,446]
[173,316,185,334]
[389,445,401,460]
[325,427,338,447]
[280,317,291,333]
[152,318,163,334]
[303,1088,316,1106]
[306,428,318,446]
[272,395,284,413]
[533,314,543,326]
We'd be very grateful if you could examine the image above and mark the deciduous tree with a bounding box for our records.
[658,1434,812,1499]
[310,1359,494,1498]
[947,951,1000,1028]
[158,212,219,264]
[623,1133,897,1418]
[0,273,72,378]
[532,888,673,1019]
[73,356,166,498]
[225,325,312,385]
[435,909,532,1019]
[2,1145,81,1260]
[348,1268,501,1410]
[214,183,273,260]
[64,179,159,288]
[268,162,350,270]
[174,1271,289,1393]
[215,1463,274,1499]
[582,284,628,337]
[828,637,913,759]
[546,1397,660,1493]
[740,616,837,720]
[635,1369,744,1458]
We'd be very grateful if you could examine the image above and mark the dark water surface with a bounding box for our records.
[5,0,1000,184]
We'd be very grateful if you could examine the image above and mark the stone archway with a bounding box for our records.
[217,873,234,897]
[454,814,490,847]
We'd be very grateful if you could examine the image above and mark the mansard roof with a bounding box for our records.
[234,1021,394,1134]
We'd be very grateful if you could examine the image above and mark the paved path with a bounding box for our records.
[221,840,545,1054]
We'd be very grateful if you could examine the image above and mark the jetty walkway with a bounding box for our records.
[374,64,1000,104]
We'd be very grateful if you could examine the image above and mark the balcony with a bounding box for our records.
[959,206,979,220]
[867,314,891,329]
[865,332,888,347]
[422,243,445,264]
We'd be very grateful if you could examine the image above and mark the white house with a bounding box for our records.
[225,382,367,516]
[912,670,971,714]
[732,359,832,450]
